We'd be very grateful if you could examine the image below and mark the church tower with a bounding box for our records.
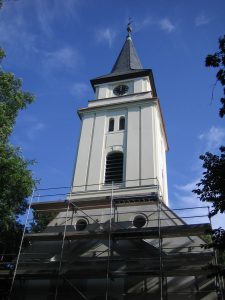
[72,26,169,205]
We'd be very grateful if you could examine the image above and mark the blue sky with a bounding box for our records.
[0,0,225,228]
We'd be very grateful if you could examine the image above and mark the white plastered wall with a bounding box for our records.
[73,108,127,192]
[72,113,95,192]
[96,76,152,100]
[73,98,168,204]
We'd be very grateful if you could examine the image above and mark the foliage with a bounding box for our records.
[0,49,34,143]
[193,147,225,217]
[211,228,225,250]
[0,49,36,261]
[205,35,225,118]
[193,147,225,258]
[0,48,5,60]
[193,36,225,259]
[0,221,24,260]
[202,228,225,278]
[201,228,225,251]
[0,144,35,231]
[30,211,57,233]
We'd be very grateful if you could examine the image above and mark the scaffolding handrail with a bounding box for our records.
[34,177,160,192]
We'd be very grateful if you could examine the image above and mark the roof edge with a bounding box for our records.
[90,69,157,98]
[91,69,150,87]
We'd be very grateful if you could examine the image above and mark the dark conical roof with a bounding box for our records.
[111,36,143,73]
[90,34,157,97]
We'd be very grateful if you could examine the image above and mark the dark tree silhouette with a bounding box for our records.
[193,35,225,254]
[205,35,225,118]
[193,147,225,217]
[0,49,36,299]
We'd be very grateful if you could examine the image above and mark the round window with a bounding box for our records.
[133,215,147,228]
[76,219,88,231]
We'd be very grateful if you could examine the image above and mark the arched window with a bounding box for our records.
[119,116,125,130]
[105,152,123,184]
[108,118,114,132]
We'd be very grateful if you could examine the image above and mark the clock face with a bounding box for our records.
[113,84,129,96]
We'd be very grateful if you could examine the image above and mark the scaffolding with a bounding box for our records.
[0,178,224,300]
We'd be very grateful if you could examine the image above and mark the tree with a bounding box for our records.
[193,35,225,255]
[0,51,34,143]
[193,147,225,217]
[205,35,225,118]
[193,147,225,250]
[30,211,57,233]
[0,48,36,261]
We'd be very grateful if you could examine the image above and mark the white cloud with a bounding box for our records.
[135,16,153,32]
[12,115,46,148]
[173,191,198,207]
[174,179,199,193]
[173,179,201,209]
[34,0,81,37]
[174,178,225,229]
[212,213,225,229]
[159,18,175,33]
[199,126,225,151]
[172,190,209,225]
[71,82,89,99]
[27,122,45,141]
[35,0,54,37]
[44,47,81,72]
[172,126,225,228]
[0,7,37,56]
[19,115,46,141]
[96,27,116,48]
[0,0,82,58]
[195,13,210,27]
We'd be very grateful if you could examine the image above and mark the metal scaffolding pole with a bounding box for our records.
[158,197,163,300]
[208,206,225,300]
[62,276,87,300]
[105,182,114,300]
[157,182,166,300]
[8,190,34,300]
[54,188,72,300]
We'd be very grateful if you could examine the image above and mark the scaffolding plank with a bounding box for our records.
[114,223,212,238]
[16,252,213,264]
[24,223,211,241]
[24,231,105,241]
[11,253,213,277]
[31,200,68,211]
[0,270,211,279]
[31,194,157,212]
[31,198,110,212]
[0,260,214,279]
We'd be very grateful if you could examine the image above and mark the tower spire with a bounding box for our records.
[90,24,157,97]
[110,22,142,74]
[127,19,132,39]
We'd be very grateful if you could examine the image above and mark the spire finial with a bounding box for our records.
[127,18,132,39]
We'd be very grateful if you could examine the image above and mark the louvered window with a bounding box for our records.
[108,118,114,132]
[119,116,125,130]
[105,152,123,184]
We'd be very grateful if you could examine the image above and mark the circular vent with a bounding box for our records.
[76,219,88,231]
[133,215,147,228]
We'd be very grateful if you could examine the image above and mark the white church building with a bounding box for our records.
[2,26,222,300]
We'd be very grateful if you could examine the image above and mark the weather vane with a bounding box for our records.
[127,17,133,37]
